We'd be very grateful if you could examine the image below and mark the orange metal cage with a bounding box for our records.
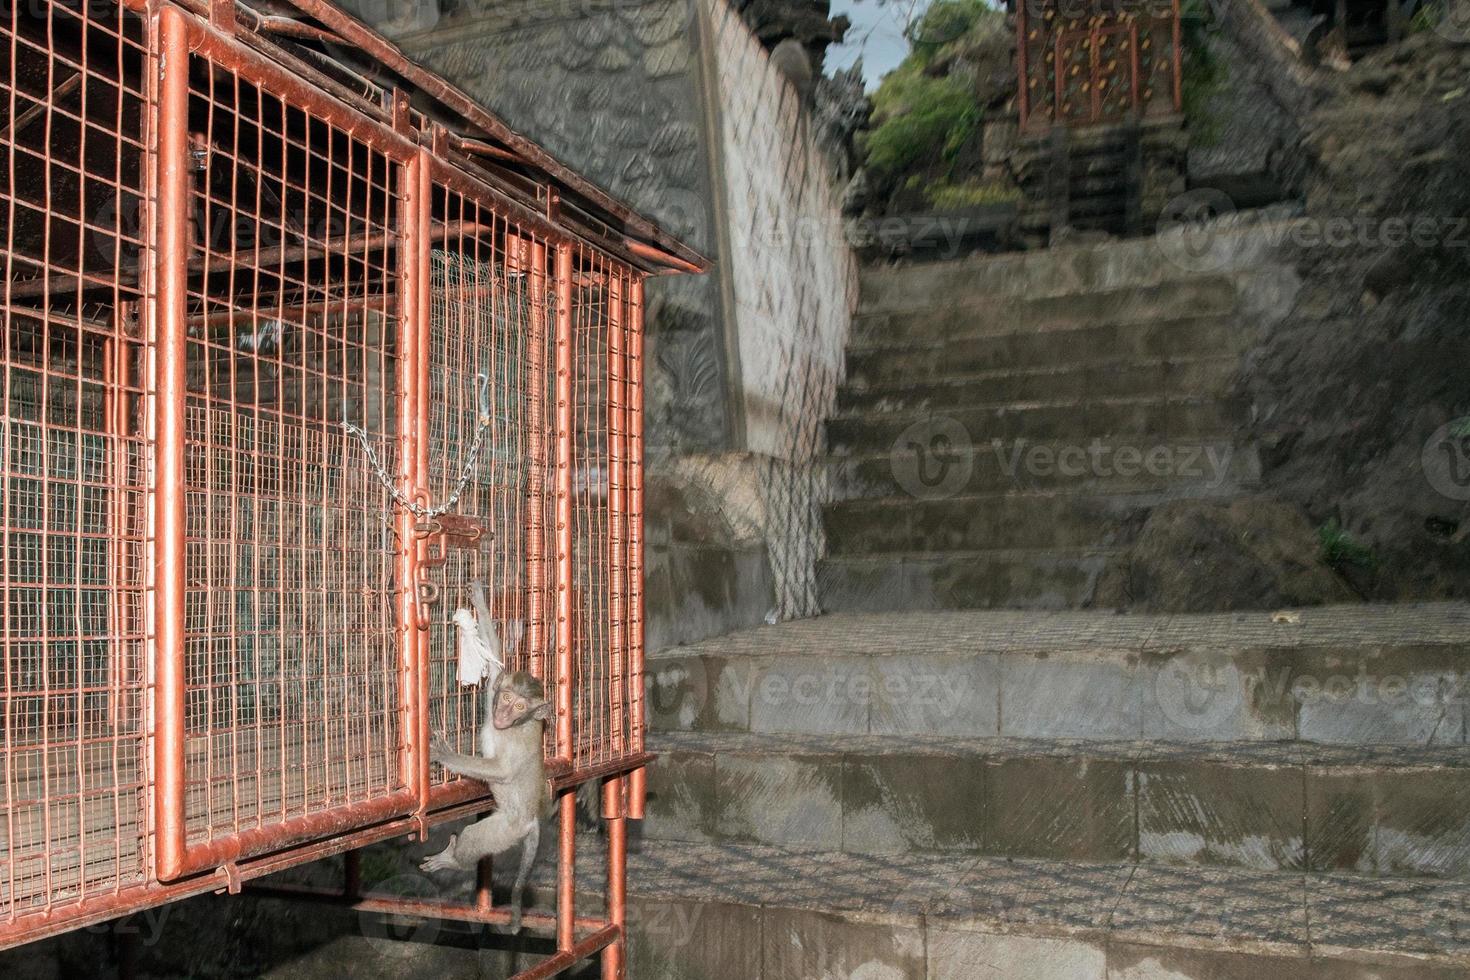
[0,0,697,973]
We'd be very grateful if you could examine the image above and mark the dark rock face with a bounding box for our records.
[1236,32,1470,601]
[730,0,848,65]
[1096,497,1357,612]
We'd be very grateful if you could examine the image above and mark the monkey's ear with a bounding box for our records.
[530,701,553,722]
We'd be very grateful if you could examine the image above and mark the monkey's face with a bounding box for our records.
[491,672,549,729]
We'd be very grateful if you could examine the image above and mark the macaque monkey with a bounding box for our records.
[420,581,552,933]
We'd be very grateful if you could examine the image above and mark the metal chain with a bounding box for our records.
[343,372,493,522]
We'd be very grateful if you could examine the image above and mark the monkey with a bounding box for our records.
[420,582,552,933]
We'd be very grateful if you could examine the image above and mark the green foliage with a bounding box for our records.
[1409,0,1447,33]
[1318,519,1378,570]
[862,0,1004,185]
[906,0,993,65]
[863,63,979,178]
[917,176,1022,209]
[1180,0,1228,145]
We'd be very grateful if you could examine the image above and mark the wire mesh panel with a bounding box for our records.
[420,173,552,781]
[0,0,150,924]
[172,34,410,854]
[567,246,635,770]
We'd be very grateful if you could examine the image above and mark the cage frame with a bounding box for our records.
[0,0,703,973]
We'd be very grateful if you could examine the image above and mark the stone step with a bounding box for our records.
[644,604,1470,745]
[590,841,1470,980]
[837,355,1240,411]
[846,316,1251,385]
[644,731,1470,878]
[823,491,1158,555]
[853,279,1241,344]
[827,397,1235,456]
[817,549,1115,612]
[858,215,1304,313]
[829,438,1256,500]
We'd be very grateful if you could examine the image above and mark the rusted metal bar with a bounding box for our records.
[197,218,494,275]
[448,133,525,165]
[1,71,82,142]
[475,853,494,914]
[606,273,628,764]
[620,238,705,276]
[246,881,614,936]
[602,777,628,980]
[179,8,419,163]
[251,13,345,45]
[525,238,550,681]
[626,277,647,820]
[558,792,578,951]
[553,242,575,759]
[153,3,193,883]
[551,752,655,794]
[1,791,515,951]
[517,924,621,980]
[414,147,434,825]
[552,242,577,952]
[398,153,426,805]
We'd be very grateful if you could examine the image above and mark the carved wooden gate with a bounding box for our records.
[1017,0,1184,130]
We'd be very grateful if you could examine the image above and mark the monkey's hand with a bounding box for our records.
[429,731,454,765]
[419,835,460,874]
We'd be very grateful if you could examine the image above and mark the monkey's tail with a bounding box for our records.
[507,818,539,934]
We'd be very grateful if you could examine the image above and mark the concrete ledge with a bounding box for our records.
[858,215,1309,314]
[646,605,1470,745]
[645,732,1470,878]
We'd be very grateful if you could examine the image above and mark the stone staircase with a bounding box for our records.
[625,603,1470,979]
[819,222,1303,614]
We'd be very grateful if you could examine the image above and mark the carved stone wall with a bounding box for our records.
[704,0,859,619]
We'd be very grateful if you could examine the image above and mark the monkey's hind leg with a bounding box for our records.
[418,833,463,873]
[507,820,540,934]
[419,810,534,876]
